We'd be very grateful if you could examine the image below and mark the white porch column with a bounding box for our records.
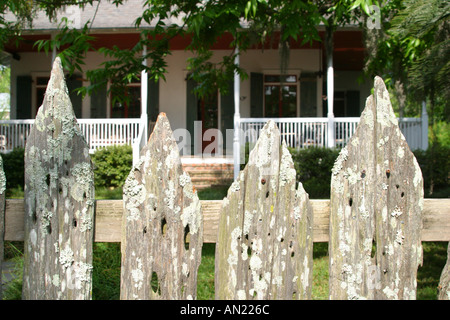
[421,101,428,150]
[133,45,149,166]
[140,45,148,142]
[233,47,241,180]
[325,28,335,148]
[326,67,335,148]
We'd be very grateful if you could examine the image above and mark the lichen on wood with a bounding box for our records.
[329,76,423,300]
[215,120,313,300]
[22,57,95,300]
[438,243,450,300]
[120,112,203,300]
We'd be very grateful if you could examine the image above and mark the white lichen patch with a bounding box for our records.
[397,146,405,159]
[362,107,374,130]
[395,229,405,245]
[391,206,403,218]
[344,165,360,185]
[227,227,242,267]
[237,290,246,300]
[123,175,145,221]
[75,262,93,283]
[131,258,144,290]
[378,136,390,149]
[59,245,74,269]
[230,180,240,192]
[413,158,422,188]
[180,197,201,234]
[279,144,296,187]
[80,208,93,232]
[332,146,348,176]
[0,156,5,195]
[165,145,179,170]
[164,180,176,210]
[293,206,301,220]
[351,137,359,147]
[179,171,191,187]
[243,210,254,235]
[69,162,94,201]
[301,255,311,290]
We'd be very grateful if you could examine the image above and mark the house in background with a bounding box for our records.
[1,0,427,185]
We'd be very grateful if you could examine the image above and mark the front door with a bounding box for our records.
[198,93,219,154]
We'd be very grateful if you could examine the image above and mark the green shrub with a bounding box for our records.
[1,148,25,196]
[413,144,450,197]
[91,144,133,189]
[289,147,340,199]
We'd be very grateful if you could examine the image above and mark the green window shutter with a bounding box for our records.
[16,75,32,119]
[66,74,83,118]
[148,78,159,122]
[220,80,234,150]
[250,72,263,117]
[90,82,107,118]
[300,80,317,117]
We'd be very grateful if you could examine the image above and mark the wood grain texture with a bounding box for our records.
[329,77,424,300]
[120,113,203,300]
[22,58,95,300]
[215,121,313,300]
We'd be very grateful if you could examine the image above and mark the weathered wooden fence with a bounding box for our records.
[0,64,449,300]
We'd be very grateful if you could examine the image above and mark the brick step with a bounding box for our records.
[181,160,234,189]
[184,166,233,171]
[187,170,233,177]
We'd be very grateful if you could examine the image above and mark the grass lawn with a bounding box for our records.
[2,185,447,300]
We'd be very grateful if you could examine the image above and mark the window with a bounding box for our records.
[111,80,141,118]
[36,76,50,113]
[264,75,297,117]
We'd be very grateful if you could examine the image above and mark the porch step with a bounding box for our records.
[182,162,234,190]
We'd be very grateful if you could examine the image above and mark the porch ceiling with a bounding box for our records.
[5,30,365,71]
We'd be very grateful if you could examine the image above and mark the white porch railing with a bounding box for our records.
[0,116,427,155]
[240,117,427,151]
[0,118,142,153]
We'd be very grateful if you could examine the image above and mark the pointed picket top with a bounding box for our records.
[329,76,423,300]
[23,57,95,300]
[120,112,203,300]
[215,120,313,300]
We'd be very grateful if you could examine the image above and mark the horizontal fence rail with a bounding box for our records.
[4,198,450,243]
[0,118,142,153]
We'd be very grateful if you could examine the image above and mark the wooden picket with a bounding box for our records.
[22,58,95,299]
[120,113,203,300]
[215,121,313,300]
[329,77,424,300]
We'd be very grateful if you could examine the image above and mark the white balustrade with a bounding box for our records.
[0,116,426,154]
[240,117,426,151]
[0,118,142,153]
